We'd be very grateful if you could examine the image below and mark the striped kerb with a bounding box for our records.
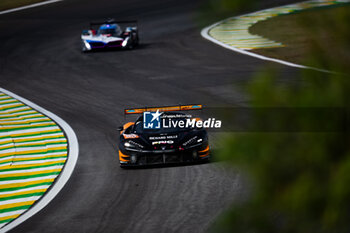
[0,92,68,228]
[208,0,350,50]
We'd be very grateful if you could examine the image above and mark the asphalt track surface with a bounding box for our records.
[0,0,301,232]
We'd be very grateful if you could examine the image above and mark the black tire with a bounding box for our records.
[120,164,131,169]
[127,32,139,49]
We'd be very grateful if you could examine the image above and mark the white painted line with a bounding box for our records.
[11,133,65,141]
[4,126,60,134]
[0,88,78,233]
[0,196,41,206]
[11,152,67,160]
[200,2,333,72]
[0,118,49,124]
[0,176,58,185]
[0,112,38,118]
[0,0,62,15]
[11,157,67,166]
[0,210,26,219]
[15,140,67,146]
[0,185,50,195]
[0,166,62,175]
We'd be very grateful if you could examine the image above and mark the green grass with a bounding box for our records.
[0,0,47,11]
[249,4,350,68]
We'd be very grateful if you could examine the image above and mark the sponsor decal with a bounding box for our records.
[143,110,221,130]
[152,140,174,145]
[143,110,162,129]
[149,135,178,140]
[162,118,221,129]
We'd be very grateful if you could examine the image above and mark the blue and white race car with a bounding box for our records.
[81,19,139,52]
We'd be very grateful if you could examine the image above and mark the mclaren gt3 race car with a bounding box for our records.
[118,105,210,167]
[81,19,139,52]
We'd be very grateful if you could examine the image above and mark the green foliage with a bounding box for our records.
[211,3,350,233]
[0,0,44,11]
[249,4,350,68]
[299,5,350,71]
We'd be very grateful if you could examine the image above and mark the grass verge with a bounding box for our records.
[0,0,48,12]
[249,4,350,68]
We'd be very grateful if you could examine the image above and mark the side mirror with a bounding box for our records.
[118,126,124,132]
[82,30,91,36]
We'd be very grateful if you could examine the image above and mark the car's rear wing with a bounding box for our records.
[124,105,202,115]
[90,20,138,28]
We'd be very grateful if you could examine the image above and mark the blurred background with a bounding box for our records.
[203,0,350,232]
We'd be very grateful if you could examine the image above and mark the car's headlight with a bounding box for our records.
[122,38,129,47]
[182,136,199,147]
[182,135,208,148]
[84,41,91,50]
[124,142,132,147]
[124,141,143,149]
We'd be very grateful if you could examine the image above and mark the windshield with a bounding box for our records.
[98,24,122,36]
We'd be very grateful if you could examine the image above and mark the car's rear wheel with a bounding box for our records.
[127,33,139,49]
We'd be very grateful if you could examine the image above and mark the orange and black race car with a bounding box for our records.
[118,105,210,167]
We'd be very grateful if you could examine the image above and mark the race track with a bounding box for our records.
[0,0,300,232]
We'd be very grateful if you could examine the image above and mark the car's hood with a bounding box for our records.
[81,34,123,43]
[136,130,202,149]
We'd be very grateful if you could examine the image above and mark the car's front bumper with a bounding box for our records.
[119,144,209,167]
[82,39,126,51]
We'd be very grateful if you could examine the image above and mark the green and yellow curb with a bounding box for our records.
[207,0,349,50]
[0,90,78,232]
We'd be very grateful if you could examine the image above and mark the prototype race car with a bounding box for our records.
[81,19,139,52]
[118,105,210,167]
